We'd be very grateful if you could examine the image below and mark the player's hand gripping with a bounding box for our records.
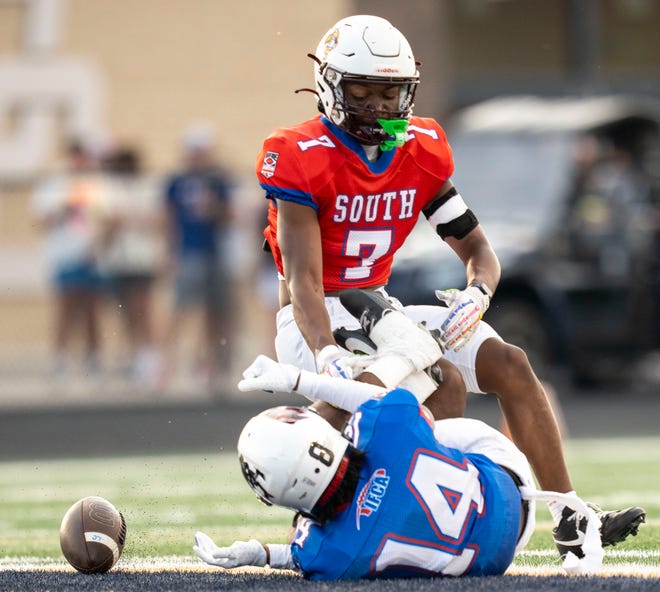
[237,355,301,393]
[436,284,491,351]
[315,344,354,379]
[193,532,267,568]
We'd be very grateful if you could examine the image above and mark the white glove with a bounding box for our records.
[436,285,491,351]
[193,532,266,568]
[315,344,353,379]
[237,355,300,393]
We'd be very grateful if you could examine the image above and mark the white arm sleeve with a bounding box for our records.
[265,544,296,570]
[295,360,437,411]
[295,369,387,412]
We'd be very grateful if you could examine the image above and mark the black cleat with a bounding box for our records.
[553,503,646,559]
[338,289,396,336]
[339,289,446,357]
[553,505,588,559]
[589,503,646,547]
[333,326,377,356]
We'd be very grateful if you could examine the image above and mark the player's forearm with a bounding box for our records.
[238,355,388,413]
[287,280,336,355]
[277,199,334,353]
[263,543,295,570]
[465,245,500,293]
[447,226,501,292]
[296,368,387,412]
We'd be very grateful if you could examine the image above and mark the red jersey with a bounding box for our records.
[255,115,454,291]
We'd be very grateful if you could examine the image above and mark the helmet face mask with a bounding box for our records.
[237,406,351,516]
[313,15,419,148]
[331,74,417,147]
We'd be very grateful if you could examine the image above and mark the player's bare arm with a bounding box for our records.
[420,180,501,350]
[276,199,335,355]
[276,200,390,424]
[445,225,500,293]
[428,180,501,294]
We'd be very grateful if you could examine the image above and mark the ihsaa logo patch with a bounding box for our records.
[261,151,279,178]
[355,468,389,530]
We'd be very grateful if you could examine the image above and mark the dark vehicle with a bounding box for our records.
[388,95,660,386]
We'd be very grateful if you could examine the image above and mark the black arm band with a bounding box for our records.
[436,209,479,240]
[422,187,459,219]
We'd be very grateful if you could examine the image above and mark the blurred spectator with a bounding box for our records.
[565,131,652,274]
[562,128,658,372]
[30,139,113,379]
[99,146,163,389]
[160,123,235,394]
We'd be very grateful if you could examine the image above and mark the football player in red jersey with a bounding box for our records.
[254,15,644,559]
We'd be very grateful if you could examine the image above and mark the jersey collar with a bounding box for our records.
[320,116,397,174]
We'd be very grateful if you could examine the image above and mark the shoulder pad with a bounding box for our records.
[404,116,454,179]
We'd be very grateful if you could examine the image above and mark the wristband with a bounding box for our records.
[265,543,294,569]
[469,281,493,298]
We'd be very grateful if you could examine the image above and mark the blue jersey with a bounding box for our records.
[291,389,522,579]
[165,169,230,255]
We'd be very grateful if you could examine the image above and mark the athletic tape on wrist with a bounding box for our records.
[399,371,437,403]
[364,354,415,389]
[266,543,294,569]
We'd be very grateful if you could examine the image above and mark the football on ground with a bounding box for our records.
[59,495,127,573]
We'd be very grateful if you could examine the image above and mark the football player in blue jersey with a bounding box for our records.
[194,353,605,578]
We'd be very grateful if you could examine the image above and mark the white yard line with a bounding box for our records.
[2,554,659,578]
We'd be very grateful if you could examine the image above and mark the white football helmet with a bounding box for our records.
[237,406,350,515]
[313,15,419,147]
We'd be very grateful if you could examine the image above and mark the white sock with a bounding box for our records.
[548,490,577,524]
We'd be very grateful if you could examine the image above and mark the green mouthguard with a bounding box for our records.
[377,118,409,151]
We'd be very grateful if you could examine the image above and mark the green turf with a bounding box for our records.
[1,437,658,568]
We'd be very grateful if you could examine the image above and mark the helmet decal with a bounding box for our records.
[308,442,335,467]
[239,456,274,505]
[322,28,339,59]
[265,406,310,424]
